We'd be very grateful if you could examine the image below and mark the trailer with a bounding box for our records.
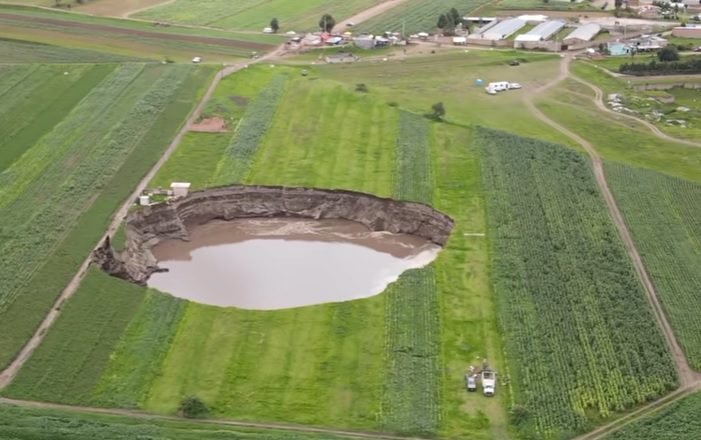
[465,374,477,392]
[481,370,496,397]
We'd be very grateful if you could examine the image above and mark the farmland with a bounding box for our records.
[0,5,284,61]
[0,62,216,371]
[0,402,378,440]
[1,65,506,439]
[605,163,701,370]
[134,0,378,32]
[476,128,678,439]
[602,391,701,440]
[353,0,491,36]
[0,37,143,63]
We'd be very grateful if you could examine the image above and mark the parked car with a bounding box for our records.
[465,374,477,392]
[509,83,522,89]
[694,46,701,52]
[262,27,273,33]
[192,56,202,63]
[508,60,520,66]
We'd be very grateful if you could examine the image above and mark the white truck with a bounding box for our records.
[481,370,496,397]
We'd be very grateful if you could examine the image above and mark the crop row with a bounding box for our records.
[605,162,701,370]
[0,38,143,64]
[475,128,678,439]
[134,0,260,26]
[0,64,215,370]
[383,111,440,436]
[0,64,191,311]
[603,391,701,439]
[355,0,490,36]
[212,73,289,185]
[393,111,433,204]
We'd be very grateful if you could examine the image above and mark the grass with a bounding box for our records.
[2,269,145,403]
[536,76,701,181]
[134,0,379,32]
[0,63,215,371]
[313,50,578,147]
[602,391,701,439]
[605,163,701,370]
[0,402,391,440]
[476,127,678,439]
[0,37,143,62]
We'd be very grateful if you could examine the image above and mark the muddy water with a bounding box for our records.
[148,218,440,310]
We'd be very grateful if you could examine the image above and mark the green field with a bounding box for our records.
[476,127,677,439]
[134,0,377,31]
[605,164,701,370]
[0,402,383,440]
[0,62,215,371]
[0,5,284,61]
[353,0,490,35]
[0,37,145,63]
[602,391,701,439]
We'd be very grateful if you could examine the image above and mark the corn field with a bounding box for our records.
[475,128,678,439]
[606,162,701,370]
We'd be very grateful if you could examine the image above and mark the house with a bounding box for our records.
[627,35,668,51]
[607,42,631,56]
[171,182,191,198]
[672,25,701,38]
[354,35,376,49]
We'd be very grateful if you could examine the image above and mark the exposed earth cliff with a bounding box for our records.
[93,185,455,285]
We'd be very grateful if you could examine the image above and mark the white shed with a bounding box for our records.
[452,36,467,45]
[171,182,191,198]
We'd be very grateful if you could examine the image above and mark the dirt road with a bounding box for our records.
[0,46,284,391]
[333,0,408,32]
[525,54,699,388]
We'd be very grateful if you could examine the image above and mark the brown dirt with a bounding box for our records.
[190,116,228,132]
[0,12,274,50]
[333,0,410,33]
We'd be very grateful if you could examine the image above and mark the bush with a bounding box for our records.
[178,395,209,418]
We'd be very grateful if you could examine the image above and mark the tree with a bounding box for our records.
[319,14,335,32]
[437,13,448,29]
[270,18,279,33]
[658,46,680,62]
[430,102,446,120]
[614,0,622,8]
[178,395,209,419]
[449,7,462,25]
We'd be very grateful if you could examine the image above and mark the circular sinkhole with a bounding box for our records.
[147,218,441,310]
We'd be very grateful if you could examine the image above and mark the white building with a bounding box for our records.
[475,18,527,41]
[562,23,601,45]
[171,182,191,198]
[515,20,567,43]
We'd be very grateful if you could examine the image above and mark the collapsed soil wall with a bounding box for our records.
[631,82,701,91]
[93,185,455,285]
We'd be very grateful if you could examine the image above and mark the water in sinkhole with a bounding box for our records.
[147,218,441,310]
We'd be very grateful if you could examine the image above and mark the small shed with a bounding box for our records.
[453,36,467,45]
[607,42,630,56]
[354,35,375,49]
[171,182,191,198]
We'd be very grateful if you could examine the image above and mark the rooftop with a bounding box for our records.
[563,23,601,42]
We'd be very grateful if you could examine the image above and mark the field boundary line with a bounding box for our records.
[332,0,410,32]
[0,396,442,440]
[0,46,284,391]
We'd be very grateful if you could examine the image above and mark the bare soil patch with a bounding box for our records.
[190,116,228,132]
[0,12,274,51]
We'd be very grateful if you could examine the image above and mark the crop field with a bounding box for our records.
[353,0,490,36]
[2,65,507,439]
[0,402,378,440]
[0,62,215,371]
[0,37,143,63]
[605,163,701,370]
[476,127,678,439]
[0,6,284,61]
[602,391,701,439]
[134,0,377,31]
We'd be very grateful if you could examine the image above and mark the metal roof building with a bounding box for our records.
[481,19,527,41]
[515,20,567,42]
[563,23,601,44]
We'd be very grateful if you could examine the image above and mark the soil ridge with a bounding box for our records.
[93,184,455,285]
